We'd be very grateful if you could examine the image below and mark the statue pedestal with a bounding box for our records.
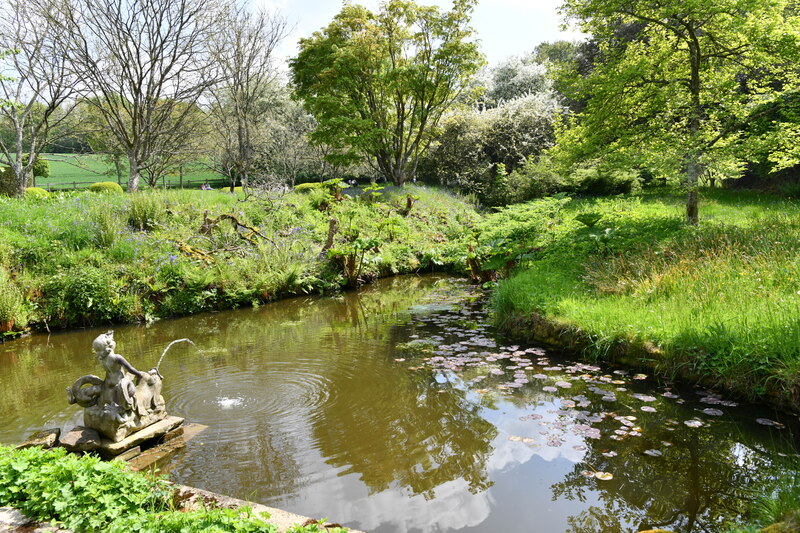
[59,416,185,458]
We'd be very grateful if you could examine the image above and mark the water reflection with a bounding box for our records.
[0,275,799,533]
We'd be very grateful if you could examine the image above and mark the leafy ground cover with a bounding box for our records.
[0,445,348,532]
[475,188,800,407]
[0,184,478,334]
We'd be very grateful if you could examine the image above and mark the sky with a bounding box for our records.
[254,0,586,67]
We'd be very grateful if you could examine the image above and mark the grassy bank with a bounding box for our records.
[0,184,477,334]
[477,189,800,407]
[0,445,347,532]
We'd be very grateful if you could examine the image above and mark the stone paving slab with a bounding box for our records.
[174,485,366,533]
[0,507,70,532]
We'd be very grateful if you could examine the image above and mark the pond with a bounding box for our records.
[1,275,799,533]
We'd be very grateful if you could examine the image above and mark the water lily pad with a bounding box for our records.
[641,406,657,413]
[702,408,724,416]
[542,386,558,393]
[532,374,548,380]
[633,374,648,380]
[601,451,618,458]
[555,381,572,389]
[684,419,704,428]
[594,472,614,480]
[643,449,663,457]
[756,418,785,428]
[581,470,595,478]
[632,394,657,402]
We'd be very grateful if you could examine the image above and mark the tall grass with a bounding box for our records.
[489,188,800,402]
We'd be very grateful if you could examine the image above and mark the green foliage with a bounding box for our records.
[42,266,124,327]
[574,212,602,228]
[294,182,323,193]
[0,186,478,331]
[290,0,484,185]
[0,269,24,328]
[555,0,800,223]
[128,194,166,230]
[0,445,346,532]
[24,187,51,200]
[107,507,278,533]
[0,445,171,531]
[420,93,559,205]
[26,156,50,178]
[89,181,124,194]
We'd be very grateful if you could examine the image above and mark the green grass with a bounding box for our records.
[0,184,478,333]
[28,153,225,190]
[481,188,800,404]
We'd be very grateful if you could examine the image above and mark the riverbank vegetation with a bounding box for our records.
[0,444,348,532]
[0,185,477,334]
[471,188,800,406]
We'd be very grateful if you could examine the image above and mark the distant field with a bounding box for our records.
[30,153,226,190]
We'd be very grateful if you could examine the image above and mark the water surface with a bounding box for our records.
[1,275,798,532]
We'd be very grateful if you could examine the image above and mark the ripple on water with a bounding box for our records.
[165,363,337,445]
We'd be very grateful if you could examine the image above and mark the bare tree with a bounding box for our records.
[52,0,219,192]
[0,0,76,197]
[207,5,288,192]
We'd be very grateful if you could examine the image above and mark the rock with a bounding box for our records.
[113,446,141,462]
[0,507,34,529]
[97,416,184,456]
[17,428,61,450]
[58,427,101,453]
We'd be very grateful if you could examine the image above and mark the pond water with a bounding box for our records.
[1,275,799,533]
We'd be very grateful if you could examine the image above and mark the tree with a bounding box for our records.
[556,0,800,224]
[52,0,219,192]
[290,0,484,186]
[207,5,288,192]
[486,53,552,106]
[0,0,76,197]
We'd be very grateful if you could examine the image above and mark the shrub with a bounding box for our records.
[24,187,51,200]
[0,445,171,532]
[89,181,124,194]
[128,194,166,230]
[0,271,23,331]
[294,182,322,193]
[42,266,123,326]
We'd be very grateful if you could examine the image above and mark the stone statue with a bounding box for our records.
[67,331,167,442]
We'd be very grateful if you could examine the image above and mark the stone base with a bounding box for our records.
[58,416,184,457]
[17,428,61,450]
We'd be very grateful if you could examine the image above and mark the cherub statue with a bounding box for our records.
[68,331,167,441]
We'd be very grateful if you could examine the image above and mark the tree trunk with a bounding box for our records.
[127,154,140,192]
[685,151,701,225]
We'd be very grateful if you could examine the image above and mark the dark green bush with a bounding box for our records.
[89,181,124,194]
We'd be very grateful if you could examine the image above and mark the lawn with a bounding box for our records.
[30,153,226,190]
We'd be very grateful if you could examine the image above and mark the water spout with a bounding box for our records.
[155,338,201,371]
